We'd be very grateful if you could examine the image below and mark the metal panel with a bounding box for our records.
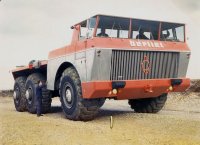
[75,51,86,59]
[47,47,188,91]
[110,50,180,80]
[86,49,96,81]
[47,51,86,90]
[91,49,112,80]
[177,52,190,77]
[47,56,66,90]
[47,48,113,90]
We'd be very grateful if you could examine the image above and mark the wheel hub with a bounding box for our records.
[63,83,74,109]
[13,91,17,100]
[26,88,33,104]
[13,87,20,101]
[65,88,72,103]
[25,90,30,100]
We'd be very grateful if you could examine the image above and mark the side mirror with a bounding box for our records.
[71,26,79,30]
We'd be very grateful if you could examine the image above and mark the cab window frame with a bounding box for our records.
[79,17,97,41]
[90,15,186,42]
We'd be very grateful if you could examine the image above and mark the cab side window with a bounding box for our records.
[79,21,87,40]
[79,17,96,40]
[161,23,185,42]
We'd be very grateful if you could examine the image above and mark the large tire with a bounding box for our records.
[41,86,52,113]
[59,67,104,121]
[13,76,27,112]
[128,93,167,113]
[25,73,52,114]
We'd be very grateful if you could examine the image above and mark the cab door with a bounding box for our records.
[74,21,88,82]
[75,18,97,81]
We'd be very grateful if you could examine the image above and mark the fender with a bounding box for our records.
[47,54,87,90]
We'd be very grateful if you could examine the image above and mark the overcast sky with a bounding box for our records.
[0,0,200,90]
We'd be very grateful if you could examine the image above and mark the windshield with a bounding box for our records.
[131,19,159,40]
[96,16,130,38]
[94,16,185,42]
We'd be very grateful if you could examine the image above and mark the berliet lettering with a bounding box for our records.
[130,40,164,48]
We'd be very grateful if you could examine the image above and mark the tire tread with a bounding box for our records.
[14,76,27,112]
[59,67,105,121]
[128,94,167,113]
[26,73,52,114]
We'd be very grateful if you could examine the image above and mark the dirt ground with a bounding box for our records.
[0,93,200,145]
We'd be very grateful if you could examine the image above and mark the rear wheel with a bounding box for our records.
[13,76,27,112]
[25,73,52,114]
[128,94,167,113]
[59,67,105,121]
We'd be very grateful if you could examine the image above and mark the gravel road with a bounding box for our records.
[0,93,200,145]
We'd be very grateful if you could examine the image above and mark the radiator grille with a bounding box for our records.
[110,50,179,80]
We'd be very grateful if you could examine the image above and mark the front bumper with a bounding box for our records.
[81,78,190,100]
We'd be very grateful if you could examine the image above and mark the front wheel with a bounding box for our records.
[128,93,167,113]
[59,67,104,121]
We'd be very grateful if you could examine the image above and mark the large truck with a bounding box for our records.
[12,14,190,121]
